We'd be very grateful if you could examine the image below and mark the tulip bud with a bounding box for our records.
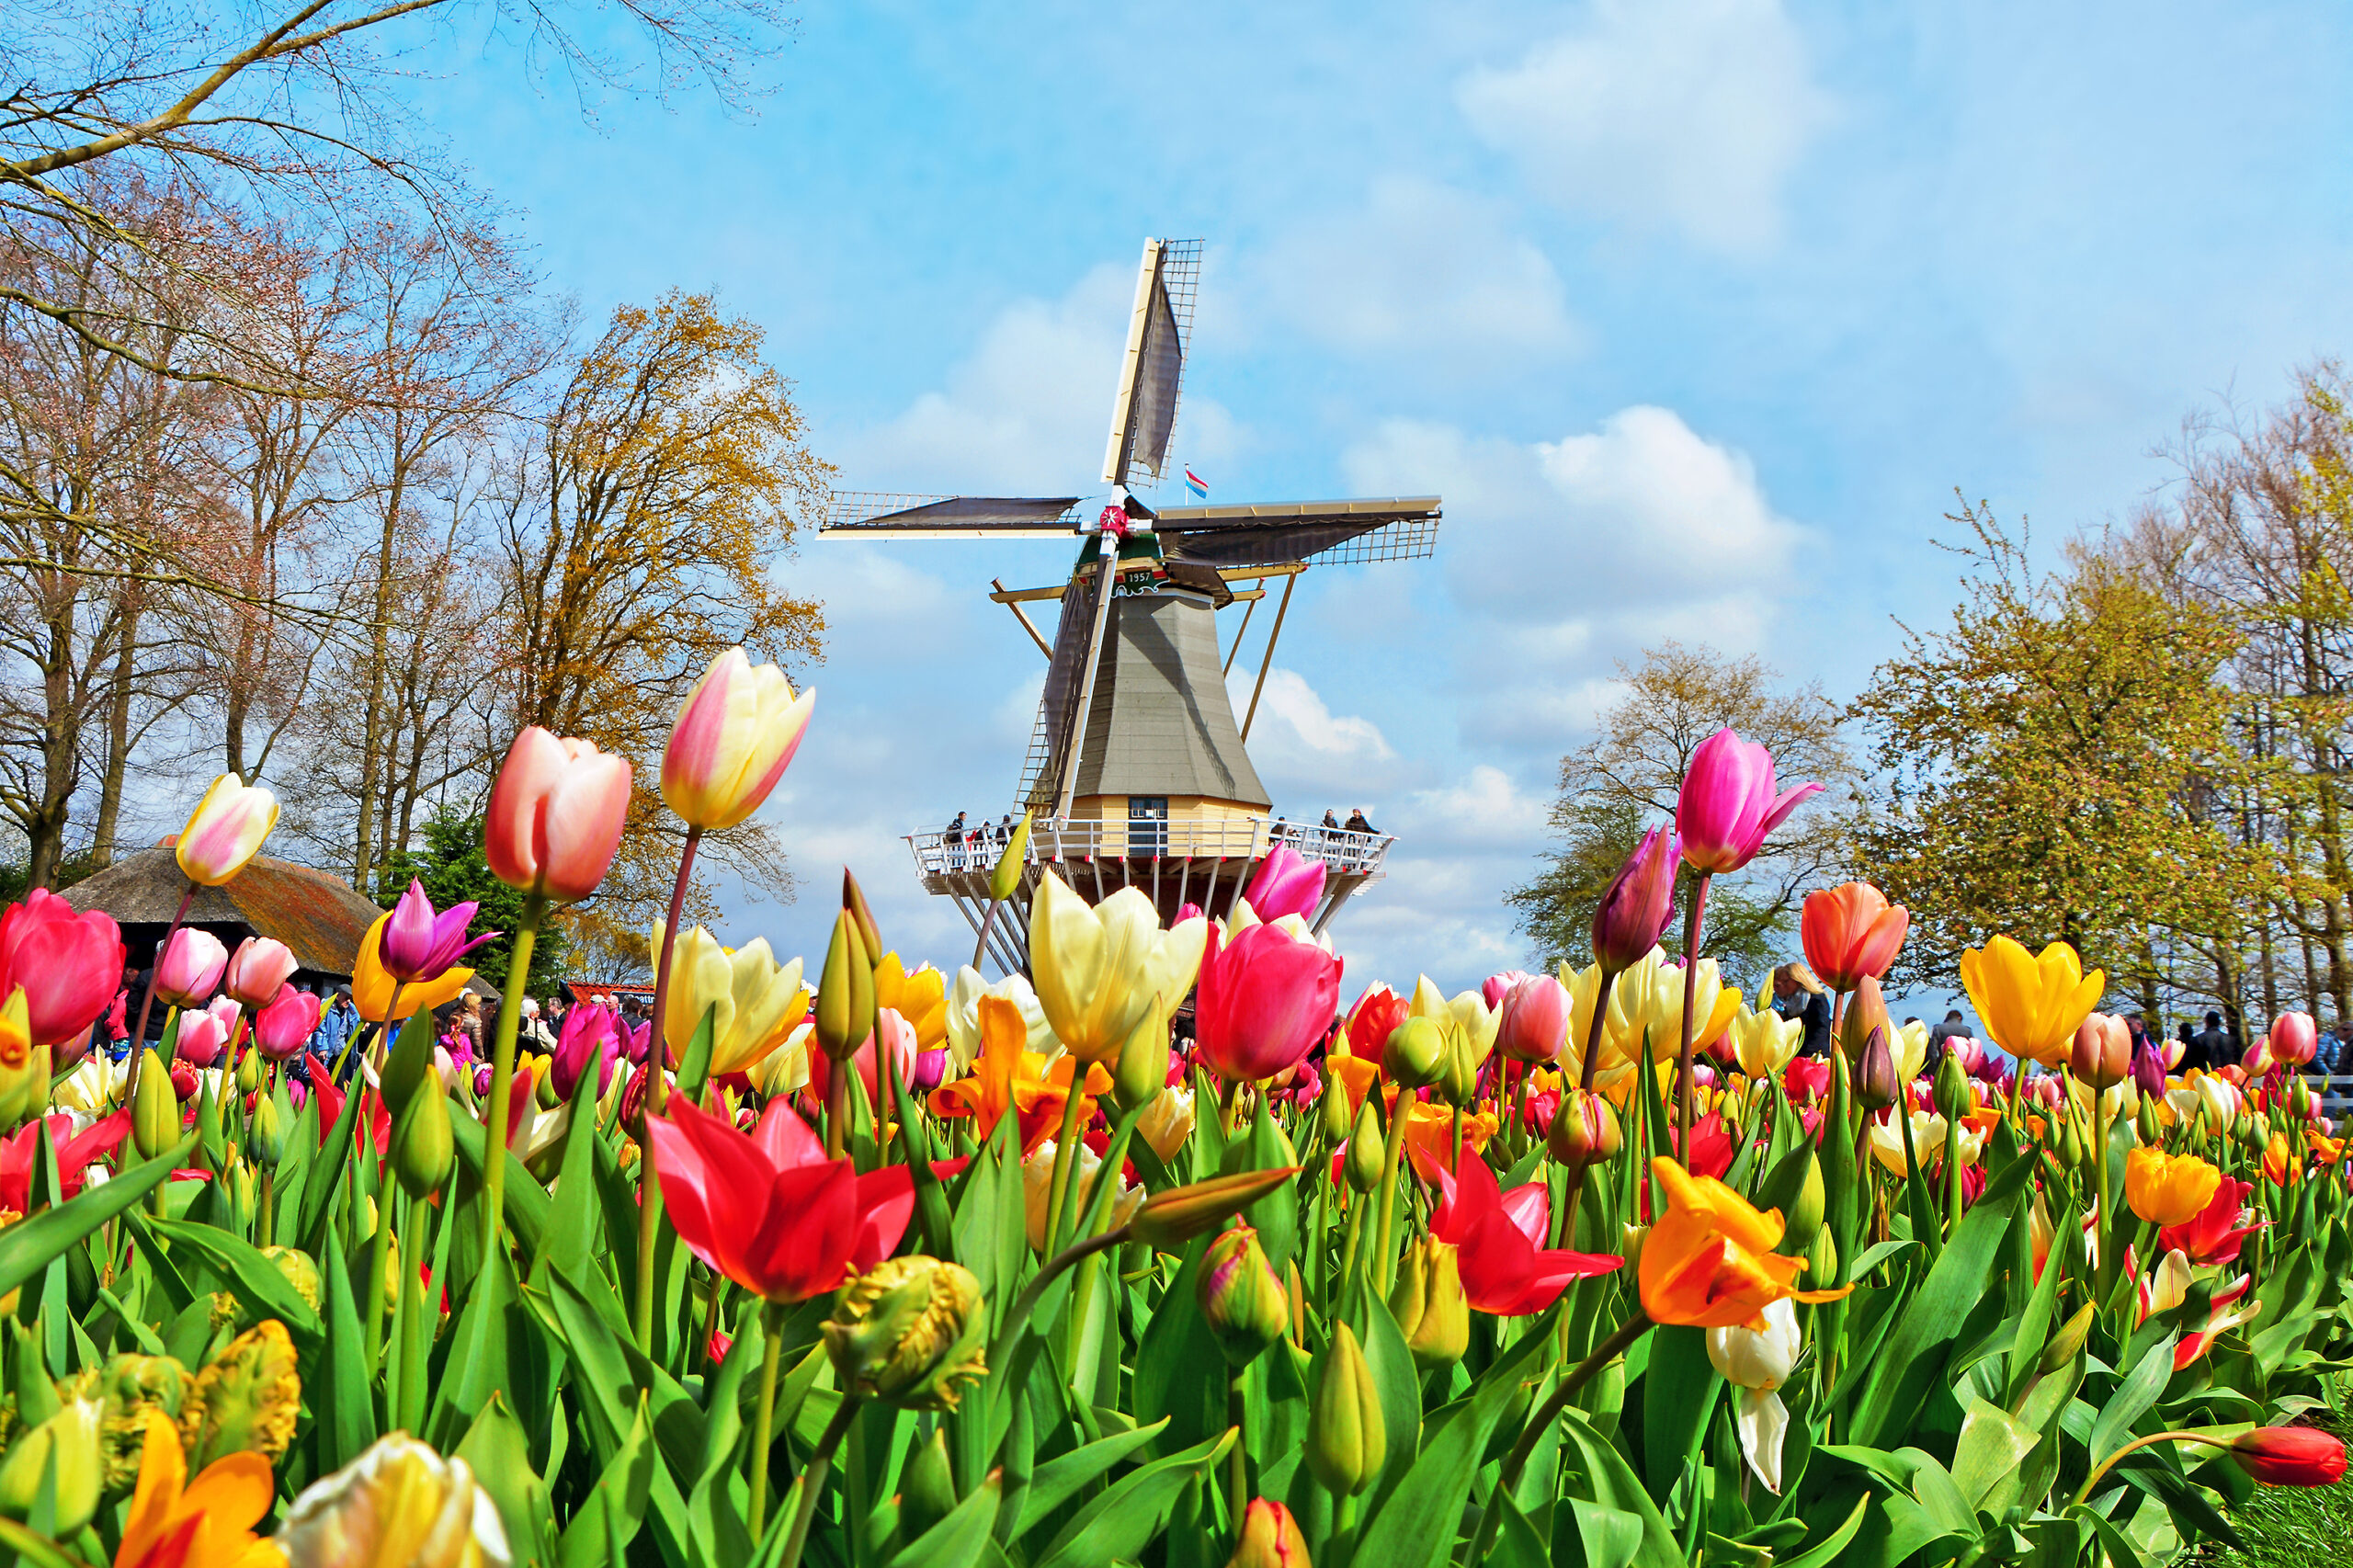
[1344,1102,1386,1194]
[2071,1014,2131,1090]
[2131,1042,2166,1101]
[1855,1026,1898,1113]
[2136,1092,2162,1146]
[234,1044,262,1095]
[1228,1498,1311,1568]
[1316,1066,1352,1146]
[843,869,883,974]
[2231,1424,2347,1487]
[1198,1225,1289,1366]
[1620,1222,1649,1275]
[815,911,876,1063]
[1438,1024,1479,1108]
[1387,1235,1468,1369]
[132,1051,178,1162]
[262,1246,323,1315]
[901,1427,958,1541]
[2038,1301,2095,1374]
[1759,1142,1824,1256]
[1547,1089,1619,1174]
[244,1096,281,1169]
[1112,997,1169,1111]
[1306,1320,1386,1494]
[0,1400,102,1535]
[390,1073,454,1199]
[1133,1166,1301,1251]
[1803,1225,1837,1291]
[822,1256,988,1412]
[1838,975,1891,1065]
[990,812,1033,903]
[1591,826,1679,976]
[2059,1105,2086,1170]
[181,1320,301,1467]
[1932,1047,1972,1123]
[1382,1017,1446,1089]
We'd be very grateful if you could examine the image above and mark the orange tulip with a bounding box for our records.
[2124,1146,2222,1226]
[1799,882,1908,991]
[1325,1046,1383,1115]
[2263,1132,2297,1187]
[928,995,1109,1154]
[1401,1100,1499,1182]
[1639,1156,1850,1330]
[114,1411,278,1568]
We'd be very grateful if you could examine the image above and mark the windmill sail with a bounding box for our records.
[1017,566,1107,809]
[1102,239,1201,488]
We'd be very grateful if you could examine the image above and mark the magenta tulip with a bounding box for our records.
[381,880,498,985]
[222,936,298,1009]
[1243,844,1325,924]
[2270,1010,2319,1067]
[1675,728,1823,876]
[1592,826,1680,975]
[1194,921,1344,1085]
[1495,972,1571,1064]
[0,891,124,1048]
[253,984,320,1062]
[153,927,229,1008]
[551,1002,620,1100]
[486,727,634,902]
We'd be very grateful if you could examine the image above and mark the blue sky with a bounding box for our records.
[413,0,2353,1003]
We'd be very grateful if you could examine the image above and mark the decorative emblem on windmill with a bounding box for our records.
[822,239,1442,974]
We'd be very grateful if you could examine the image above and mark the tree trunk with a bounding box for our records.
[89,593,141,867]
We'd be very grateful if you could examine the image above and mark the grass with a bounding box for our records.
[2180,1414,2353,1566]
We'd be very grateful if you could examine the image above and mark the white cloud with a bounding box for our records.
[1246,178,1577,368]
[1224,666,1400,801]
[1392,765,1551,853]
[1345,405,1809,748]
[1456,0,1833,254]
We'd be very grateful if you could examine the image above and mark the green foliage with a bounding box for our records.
[376,803,569,994]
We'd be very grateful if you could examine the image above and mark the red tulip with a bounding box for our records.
[1665,1109,1735,1180]
[1494,972,1570,1064]
[1675,727,1823,875]
[1194,921,1343,1085]
[222,936,297,1009]
[2158,1176,2265,1267]
[1344,983,1409,1059]
[153,927,228,1008]
[0,891,124,1048]
[484,727,633,902]
[1593,826,1680,974]
[2231,1425,2347,1486]
[252,984,319,1062]
[646,1094,913,1303]
[0,1109,129,1212]
[1782,1058,1830,1102]
[1429,1152,1620,1314]
[1800,882,1908,991]
[1242,844,1324,924]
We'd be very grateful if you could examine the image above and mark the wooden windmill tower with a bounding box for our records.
[822,238,1442,974]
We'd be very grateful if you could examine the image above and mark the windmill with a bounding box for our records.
[822,238,1442,974]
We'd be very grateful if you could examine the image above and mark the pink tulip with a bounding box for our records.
[1483,969,1532,1012]
[176,997,239,1067]
[1675,727,1823,875]
[381,880,497,984]
[660,648,815,832]
[153,927,229,1008]
[222,936,297,1009]
[1194,921,1343,1085]
[1243,844,1325,924]
[1592,826,1680,974]
[0,891,124,1048]
[252,984,319,1062]
[2270,1011,2319,1067]
[1495,972,1571,1064]
[807,1006,917,1110]
[485,727,634,902]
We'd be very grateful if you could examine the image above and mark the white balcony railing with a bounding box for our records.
[908,816,1392,881]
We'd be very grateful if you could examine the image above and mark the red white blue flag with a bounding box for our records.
[1184,467,1208,500]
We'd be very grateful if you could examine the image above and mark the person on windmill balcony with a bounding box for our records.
[1344,806,1377,836]
[945,810,968,868]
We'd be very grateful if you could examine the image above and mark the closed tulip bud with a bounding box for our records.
[1133,1166,1301,1250]
[132,1050,178,1161]
[991,812,1033,903]
[1228,1498,1311,1568]
[2131,1042,2166,1101]
[1387,1235,1469,1369]
[842,869,883,973]
[1344,1102,1386,1194]
[1933,1047,1972,1123]
[1855,1026,1898,1113]
[2071,1013,2131,1090]
[2291,1072,2313,1120]
[1839,975,1891,1065]
[1316,1065,1352,1145]
[236,1043,262,1094]
[390,1073,454,1199]
[1547,1088,1620,1173]
[2060,1106,2086,1170]
[1620,1221,1650,1275]
[1592,825,1680,976]
[815,911,876,1063]
[244,1096,281,1168]
[2231,1424,2347,1487]
[1803,1225,1837,1291]
[822,1256,988,1412]
[1198,1225,1289,1366]
[2137,1093,2163,1146]
[1306,1320,1386,1494]
[1382,1017,1446,1089]
[1761,1143,1824,1256]
[0,1399,102,1535]
[2038,1301,2095,1374]
[1112,997,1170,1110]
[1438,1025,1479,1108]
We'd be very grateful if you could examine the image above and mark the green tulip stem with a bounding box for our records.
[1372,1089,1412,1296]
[986,1222,1135,1372]
[1471,1308,1655,1564]
[363,1178,393,1372]
[0,1514,95,1568]
[1507,1062,1529,1160]
[1227,1366,1248,1531]
[749,1300,787,1540]
[483,892,546,1278]
[1042,1074,1090,1261]
[256,1165,273,1249]
[1337,1180,1368,1301]
[398,1192,430,1432]
[629,828,702,1353]
[2068,1430,2229,1508]
[1943,1117,1964,1234]
[778,1392,860,1568]
[1674,869,1713,1168]
[1575,971,1617,1092]
[2091,1077,2118,1308]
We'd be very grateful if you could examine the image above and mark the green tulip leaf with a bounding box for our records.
[1029,1426,1234,1568]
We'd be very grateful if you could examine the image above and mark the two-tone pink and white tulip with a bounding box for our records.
[661,648,816,831]
[1495,972,1571,1064]
[222,936,297,1009]
[176,773,278,886]
[484,729,634,902]
[1675,728,1822,875]
[153,927,229,1008]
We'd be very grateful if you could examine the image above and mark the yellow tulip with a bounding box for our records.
[352,915,472,1024]
[659,647,815,832]
[2124,1146,2221,1226]
[278,1432,507,1567]
[1727,1001,1802,1080]
[873,953,949,1051]
[1028,874,1205,1063]
[1560,949,1740,1077]
[1958,935,2103,1068]
[175,772,278,887]
[653,923,807,1075]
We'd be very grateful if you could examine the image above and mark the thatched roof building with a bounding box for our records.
[62,844,389,981]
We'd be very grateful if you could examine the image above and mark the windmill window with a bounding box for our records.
[1129,797,1168,858]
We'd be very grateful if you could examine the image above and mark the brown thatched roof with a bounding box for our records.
[63,845,388,978]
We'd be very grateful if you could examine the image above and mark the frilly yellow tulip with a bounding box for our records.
[278,1431,508,1567]
[1959,935,2103,1069]
[1029,875,1206,1063]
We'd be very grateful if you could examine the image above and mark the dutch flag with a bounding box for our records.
[1184,468,1208,501]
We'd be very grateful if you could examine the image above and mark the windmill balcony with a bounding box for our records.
[906,814,1392,975]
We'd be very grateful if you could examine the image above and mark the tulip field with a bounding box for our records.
[0,658,2346,1568]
